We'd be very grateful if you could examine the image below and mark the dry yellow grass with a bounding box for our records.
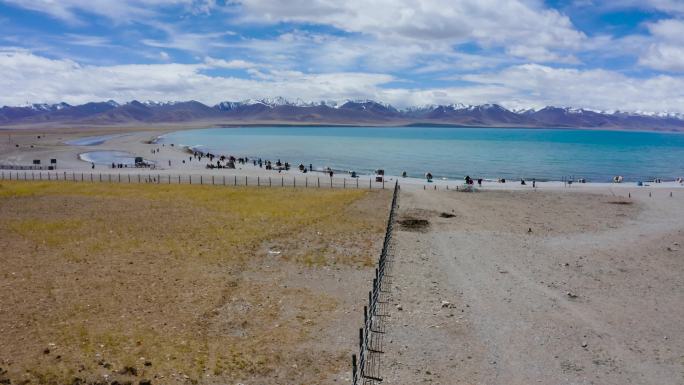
[0,181,390,385]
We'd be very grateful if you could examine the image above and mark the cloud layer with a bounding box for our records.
[1,0,684,112]
[4,49,684,113]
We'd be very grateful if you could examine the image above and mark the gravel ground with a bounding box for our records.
[384,188,684,385]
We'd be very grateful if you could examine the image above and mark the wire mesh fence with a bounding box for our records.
[0,170,390,190]
[0,164,51,170]
[352,180,399,385]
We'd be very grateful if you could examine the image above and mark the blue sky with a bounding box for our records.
[1,0,684,112]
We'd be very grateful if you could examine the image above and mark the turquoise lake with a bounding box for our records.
[158,126,684,182]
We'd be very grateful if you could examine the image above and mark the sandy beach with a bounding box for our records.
[1,126,683,384]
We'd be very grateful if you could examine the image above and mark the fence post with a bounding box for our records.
[281,177,284,187]
[330,177,333,188]
[190,175,192,185]
[234,175,237,186]
[293,177,296,188]
[245,175,248,186]
[318,177,320,188]
[158,174,160,184]
[269,177,271,187]
[138,174,141,183]
[179,175,181,184]
[359,328,364,352]
[212,175,215,185]
[200,175,203,185]
[352,355,357,381]
[305,177,308,188]
[369,178,372,189]
[357,178,359,188]
[223,175,225,186]
[257,176,260,187]
[383,179,385,189]
[344,178,346,188]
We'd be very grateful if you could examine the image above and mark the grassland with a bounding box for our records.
[0,181,390,385]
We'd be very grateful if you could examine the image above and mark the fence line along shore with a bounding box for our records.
[0,169,393,190]
[352,180,399,385]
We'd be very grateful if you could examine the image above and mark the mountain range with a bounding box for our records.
[2,98,684,131]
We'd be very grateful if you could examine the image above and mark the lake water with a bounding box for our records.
[158,126,684,182]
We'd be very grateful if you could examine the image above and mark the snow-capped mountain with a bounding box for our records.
[29,102,71,111]
[216,98,341,110]
[2,98,684,131]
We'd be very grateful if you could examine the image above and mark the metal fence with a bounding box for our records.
[0,170,392,190]
[352,180,399,384]
[0,164,52,170]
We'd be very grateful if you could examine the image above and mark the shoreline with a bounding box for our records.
[1,127,683,189]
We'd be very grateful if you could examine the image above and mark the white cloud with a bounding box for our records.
[607,0,684,15]
[460,64,684,112]
[647,0,684,14]
[202,56,255,69]
[639,43,684,72]
[62,34,112,47]
[3,49,684,113]
[141,31,235,54]
[0,0,215,23]
[0,49,393,105]
[638,19,684,72]
[237,0,586,62]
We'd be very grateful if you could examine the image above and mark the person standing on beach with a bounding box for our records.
[532,178,536,188]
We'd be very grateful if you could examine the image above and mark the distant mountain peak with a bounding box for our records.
[2,99,684,130]
[28,102,70,111]
[140,100,180,107]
